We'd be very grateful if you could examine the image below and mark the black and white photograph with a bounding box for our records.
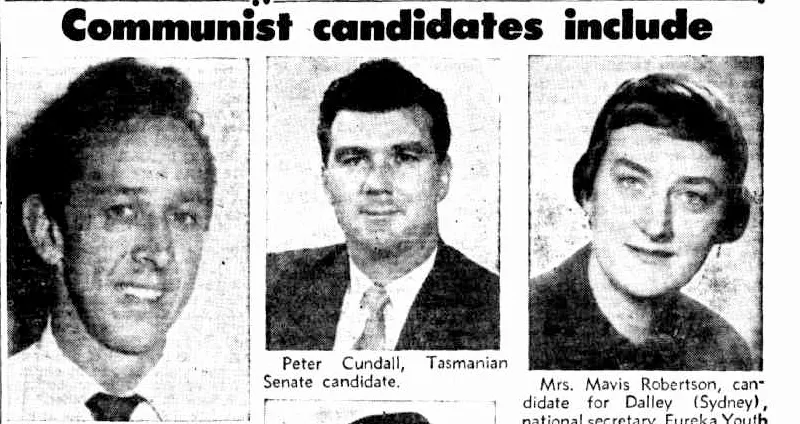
[528,56,763,371]
[265,57,500,351]
[265,400,496,424]
[0,0,793,421]
[4,57,250,420]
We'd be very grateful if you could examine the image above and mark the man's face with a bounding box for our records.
[61,119,212,355]
[585,124,727,298]
[323,107,450,254]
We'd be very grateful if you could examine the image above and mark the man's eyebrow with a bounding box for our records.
[333,146,370,158]
[612,158,652,177]
[392,141,433,153]
[81,185,211,204]
[82,185,145,196]
[174,190,213,205]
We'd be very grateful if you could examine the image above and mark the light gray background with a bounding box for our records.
[266,57,500,273]
[5,57,250,418]
[529,56,763,367]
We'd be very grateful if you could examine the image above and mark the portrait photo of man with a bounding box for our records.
[528,56,762,370]
[266,58,500,351]
[4,57,249,420]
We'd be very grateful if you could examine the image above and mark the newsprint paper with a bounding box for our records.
[0,0,795,423]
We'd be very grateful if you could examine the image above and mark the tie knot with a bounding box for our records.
[360,284,390,314]
[354,283,390,350]
[86,392,146,421]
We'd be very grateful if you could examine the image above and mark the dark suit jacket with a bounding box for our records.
[529,245,752,370]
[267,242,499,350]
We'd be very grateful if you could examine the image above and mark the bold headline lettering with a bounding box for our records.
[564,8,712,40]
[60,8,712,42]
[62,8,292,41]
[314,9,542,41]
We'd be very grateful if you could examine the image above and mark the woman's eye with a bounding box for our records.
[617,175,645,192]
[678,191,712,211]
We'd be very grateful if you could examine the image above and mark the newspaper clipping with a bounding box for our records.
[0,0,792,424]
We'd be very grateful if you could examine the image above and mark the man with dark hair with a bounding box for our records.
[6,58,220,420]
[267,59,499,351]
[530,73,754,370]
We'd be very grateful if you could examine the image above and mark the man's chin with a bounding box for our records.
[91,324,168,356]
[346,225,437,256]
[365,238,403,254]
[349,233,405,254]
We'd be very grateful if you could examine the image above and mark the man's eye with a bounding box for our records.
[105,205,137,222]
[394,152,421,164]
[172,211,201,228]
[337,155,366,166]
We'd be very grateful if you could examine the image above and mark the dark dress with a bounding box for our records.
[529,245,752,370]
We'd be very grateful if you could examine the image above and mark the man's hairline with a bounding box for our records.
[321,105,448,167]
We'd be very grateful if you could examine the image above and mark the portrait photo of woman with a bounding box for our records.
[528,57,762,371]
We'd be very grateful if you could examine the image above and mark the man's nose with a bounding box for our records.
[132,213,174,269]
[361,161,394,194]
[636,193,674,242]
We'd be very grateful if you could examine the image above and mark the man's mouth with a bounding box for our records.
[359,206,401,216]
[117,283,165,302]
[625,244,675,262]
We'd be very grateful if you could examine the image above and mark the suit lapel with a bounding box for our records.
[396,244,462,350]
[318,245,350,349]
[293,245,350,350]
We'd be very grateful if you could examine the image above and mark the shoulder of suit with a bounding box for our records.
[437,243,498,285]
[266,244,346,299]
[267,244,346,272]
[431,244,499,320]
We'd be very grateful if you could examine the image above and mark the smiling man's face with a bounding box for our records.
[60,118,212,354]
[323,107,450,255]
[585,124,727,299]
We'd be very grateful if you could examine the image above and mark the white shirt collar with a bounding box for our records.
[334,246,438,350]
[7,311,247,421]
[10,324,164,420]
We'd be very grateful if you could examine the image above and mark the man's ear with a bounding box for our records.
[580,196,595,228]
[22,195,64,266]
[436,155,452,202]
[321,166,335,203]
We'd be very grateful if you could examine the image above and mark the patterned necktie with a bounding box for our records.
[86,392,146,421]
[354,283,390,350]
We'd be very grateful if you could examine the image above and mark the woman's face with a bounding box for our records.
[585,124,727,298]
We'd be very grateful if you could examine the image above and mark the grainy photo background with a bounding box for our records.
[5,57,250,418]
[266,57,500,273]
[528,55,763,368]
